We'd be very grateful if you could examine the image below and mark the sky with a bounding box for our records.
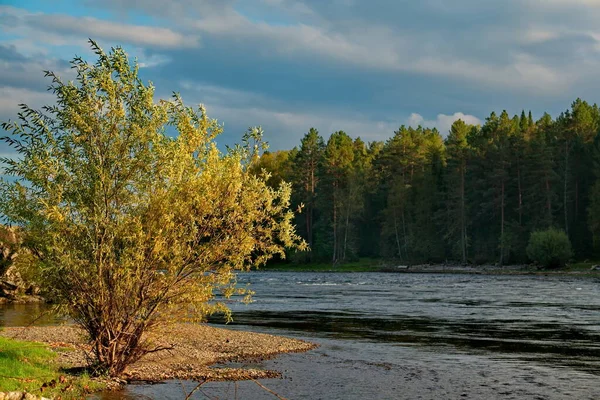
[1,0,600,151]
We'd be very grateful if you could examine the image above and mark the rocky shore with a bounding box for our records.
[0,324,317,385]
[381,263,600,274]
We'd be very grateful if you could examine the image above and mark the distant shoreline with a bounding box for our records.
[261,260,600,275]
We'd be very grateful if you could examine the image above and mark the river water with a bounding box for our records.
[4,272,600,399]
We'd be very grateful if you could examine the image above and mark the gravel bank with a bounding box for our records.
[0,324,317,383]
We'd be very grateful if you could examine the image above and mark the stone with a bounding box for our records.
[4,265,25,290]
[25,285,40,295]
[5,392,24,400]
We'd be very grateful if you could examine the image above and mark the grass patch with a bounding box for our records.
[0,336,57,392]
[0,336,106,398]
[261,258,387,272]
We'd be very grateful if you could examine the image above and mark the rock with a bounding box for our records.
[0,393,52,400]
[0,280,18,295]
[0,393,50,400]
[0,227,43,302]
[5,392,24,400]
[0,227,19,276]
[25,285,40,295]
[4,265,25,291]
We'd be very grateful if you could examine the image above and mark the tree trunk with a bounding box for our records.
[460,161,467,264]
[545,175,552,225]
[500,179,505,266]
[332,182,337,265]
[343,195,350,261]
[517,168,523,226]
[402,208,408,259]
[575,180,579,217]
[309,162,316,261]
[305,181,312,261]
[564,140,569,236]
[393,209,402,260]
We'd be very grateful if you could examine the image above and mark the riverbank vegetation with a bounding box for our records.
[0,336,57,393]
[526,228,573,268]
[0,335,105,398]
[0,40,304,376]
[252,102,600,267]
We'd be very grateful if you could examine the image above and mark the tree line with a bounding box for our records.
[252,99,600,265]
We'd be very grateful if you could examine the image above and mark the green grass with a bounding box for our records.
[260,258,387,272]
[0,336,57,392]
[0,336,106,398]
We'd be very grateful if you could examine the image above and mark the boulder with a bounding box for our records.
[0,393,51,400]
[0,226,43,302]
[0,227,19,276]
[0,279,18,298]
[4,264,27,291]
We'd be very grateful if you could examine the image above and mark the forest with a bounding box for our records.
[251,99,600,265]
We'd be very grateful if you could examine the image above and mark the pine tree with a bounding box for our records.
[324,131,355,264]
[292,128,325,261]
[444,119,473,263]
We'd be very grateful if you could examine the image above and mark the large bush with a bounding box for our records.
[526,228,572,268]
[0,41,305,376]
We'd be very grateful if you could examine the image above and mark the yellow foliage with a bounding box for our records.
[0,40,305,375]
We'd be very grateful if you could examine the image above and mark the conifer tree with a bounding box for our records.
[292,128,325,261]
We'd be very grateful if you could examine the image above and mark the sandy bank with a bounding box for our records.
[0,324,317,383]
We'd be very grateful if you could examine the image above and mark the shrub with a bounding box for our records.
[526,228,572,269]
[0,41,305,376]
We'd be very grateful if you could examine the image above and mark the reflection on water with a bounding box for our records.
[5,272,600,399]
[0,303,60,327]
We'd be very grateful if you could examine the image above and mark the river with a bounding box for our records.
[4,272,600,399]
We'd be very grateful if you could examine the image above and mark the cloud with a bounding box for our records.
[0,86,55,170]
[0,6,199,49]
[174,81,480,148]
[190,11,561,92]
[408,112,482,136]
[208,102,398,150]
[31,15,199,48]
[81,0,585,93]
[172,80,397,149]
[4,0,600,152]
[0,43,75,97]
[533,0,600,7]
[0,86,56,128]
